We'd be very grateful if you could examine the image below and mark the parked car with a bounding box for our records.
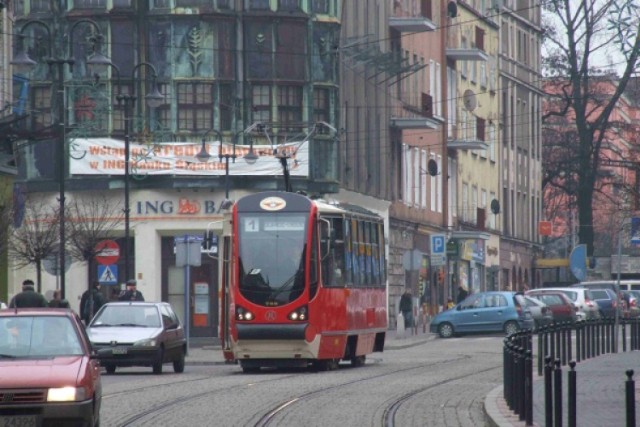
[588,288,622,318]
[0,308,102,426]
[574,280,640,293]
[521,295,554,328]
[526,287,600,320]
[87,301,186,374]
[526,291,577,324]
[430,291,534,338]
[621,290,640,318]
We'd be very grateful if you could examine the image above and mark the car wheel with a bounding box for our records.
[438,322,454,338]
[152,348,164,374]
[173,348,185,373]
[104,365,116,375]
[504,321,519,336]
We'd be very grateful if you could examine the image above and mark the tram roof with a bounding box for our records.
[314,198,381,220]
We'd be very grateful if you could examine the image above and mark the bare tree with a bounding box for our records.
[9,199,61,292]
[67,194,124,264]
[542,0,640,256]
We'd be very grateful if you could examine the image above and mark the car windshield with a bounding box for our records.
[0,316,83,358]
[92,305,161,328]
[591,290,610,300]
[536,294,565,306]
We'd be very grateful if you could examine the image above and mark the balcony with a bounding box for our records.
[390,102,440,129]
[447,121,488,150]
[445,47,488,61]
[389,16,436,32]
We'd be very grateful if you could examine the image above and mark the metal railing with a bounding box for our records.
[503,317,640,426]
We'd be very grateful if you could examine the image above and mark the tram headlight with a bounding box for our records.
[288,306,307,321]
[236,306,254,321]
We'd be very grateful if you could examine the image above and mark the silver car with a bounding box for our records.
[527,287,600,320]
[522,295,554,328]
[87,301,187,375]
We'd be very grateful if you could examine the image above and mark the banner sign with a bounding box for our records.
[69,138,309,177]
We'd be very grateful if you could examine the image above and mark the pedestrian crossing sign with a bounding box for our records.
[98,265,118,285]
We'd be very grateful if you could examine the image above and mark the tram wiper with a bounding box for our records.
[271,269,301,299]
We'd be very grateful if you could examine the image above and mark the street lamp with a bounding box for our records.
[87,57,164,284]
[12,18,107,298]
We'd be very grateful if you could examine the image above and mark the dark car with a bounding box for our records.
[526,291,577,323]
[430,291,534,338]
[0,308,102,426]
[87,302,186,374]
[621,290,640,318]
[589,288,622,318]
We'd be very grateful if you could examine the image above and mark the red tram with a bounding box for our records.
[219,191,387,372]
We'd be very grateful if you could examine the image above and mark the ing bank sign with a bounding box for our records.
[135,197,219,216]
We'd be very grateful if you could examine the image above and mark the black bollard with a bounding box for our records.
[517,346,525,419]
[550,322,557,362]
[575,321,582,362]
[567,321,573,363]
[545,356,553,427]
[554,359,563,427]
[595,319,601,357]
[525,350,533,426]
[580,320,586,361]
[568,361,577,427]
[622,320,627,353]
[561,322,567,365]
[586,319,592,359]
[626,369,636,427]
[503,338,509,402]
[538,326,545,377]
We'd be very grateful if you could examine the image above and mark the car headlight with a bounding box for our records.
[133,338,158,347]
[47,386,87,402]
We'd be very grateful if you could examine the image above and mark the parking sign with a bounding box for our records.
[431,234,446,266]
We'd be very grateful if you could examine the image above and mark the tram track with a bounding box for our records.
[251,354,479,427]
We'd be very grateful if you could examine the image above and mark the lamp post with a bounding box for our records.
[87,56,163,284]
[12,19,107,298]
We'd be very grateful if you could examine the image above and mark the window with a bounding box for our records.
[251,85,271,123]
[249,0,269,9]
[155,84,172,131]
[74,0,106,7]
[112,85,132,133]
[219,85,233,131]
[32,86,52,130]
[176,0,211,6]
[31,0,51,11]
[277,86,302,132]
[312,0,329,13]
[177,83,213,132]
[279,0,299,11]
[313,88,329,125]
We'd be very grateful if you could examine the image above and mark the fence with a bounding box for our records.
[503,317,640,426]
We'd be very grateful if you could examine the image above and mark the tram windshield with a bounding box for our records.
[237,213,307,306]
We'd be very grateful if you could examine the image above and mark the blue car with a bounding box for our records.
[430,291,534,338]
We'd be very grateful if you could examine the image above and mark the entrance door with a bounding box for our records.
[167,263,218,338]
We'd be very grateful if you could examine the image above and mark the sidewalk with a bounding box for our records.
[184,326,434,365]
[484,351,640,427]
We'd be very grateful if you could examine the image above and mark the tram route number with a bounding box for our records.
[0,415,36,427]
[243,217,305,232]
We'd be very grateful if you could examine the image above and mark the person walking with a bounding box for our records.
[399,289,414,333]
[80,282,106,324]
[9,280,48,308]
[119,280,145,301]
[48,289,70,308]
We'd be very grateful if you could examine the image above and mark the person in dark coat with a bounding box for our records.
[119,280,145,302]
[9,280,48,308]
[399,289,414,329]
[80,282,107,324]
[48,289,70,308]
[456,286,469,304]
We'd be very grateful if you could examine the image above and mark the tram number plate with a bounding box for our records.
[112,347,128,355]
[0,415,36,427]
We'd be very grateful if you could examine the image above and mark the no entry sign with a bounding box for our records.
[95,240,120,265]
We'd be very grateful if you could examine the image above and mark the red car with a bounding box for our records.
[0,308,102,426]
[526,291,577,323]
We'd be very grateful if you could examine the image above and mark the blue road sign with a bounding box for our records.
[98,264,118,285]
[632,218,640,245]
[431,234,446,253]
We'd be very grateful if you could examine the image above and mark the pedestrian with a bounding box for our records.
[48,289,70,308]
[80,282,107,324]
[119,280,145,301]
[9,279,48,308]
[399,289,413,332]
[456,286,469,304]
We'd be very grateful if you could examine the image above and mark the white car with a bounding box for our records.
[527,287,600,320]
[0,301,7,309]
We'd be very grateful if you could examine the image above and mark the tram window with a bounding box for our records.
[343,219,353,286]
[378,223,386,286]
[357,221,366,287]
[309,223,319,299]
[351,219,361,286]
[364,222,372,286]
[371,223,380,286]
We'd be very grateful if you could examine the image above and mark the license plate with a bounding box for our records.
[112,347,128,355]
[0,415,37,427]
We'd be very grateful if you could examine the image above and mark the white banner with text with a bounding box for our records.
[69,138,309,177]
